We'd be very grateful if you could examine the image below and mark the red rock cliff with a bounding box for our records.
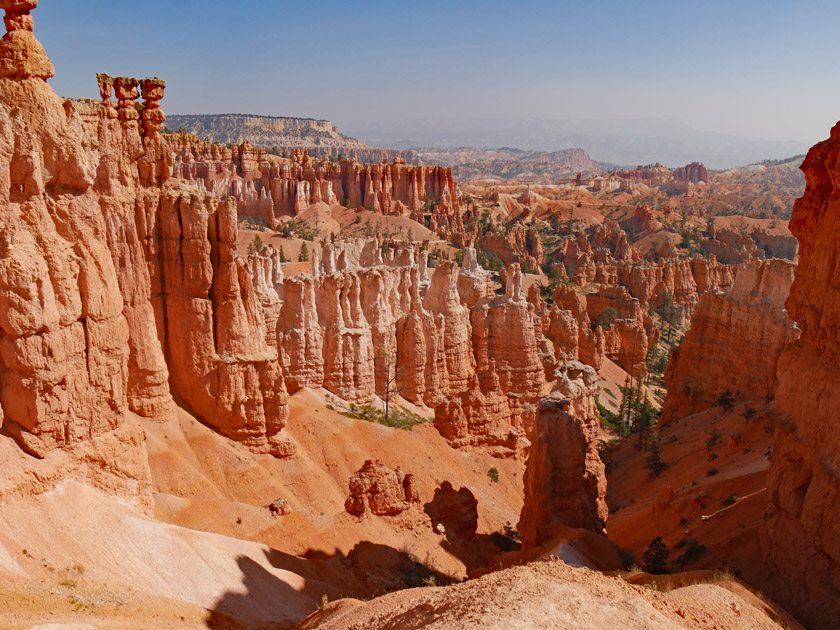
[660,259,798,423]
[169,137,463,232]
[761,123,840,629]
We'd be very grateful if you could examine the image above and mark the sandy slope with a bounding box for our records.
[146,389,526,585]
[606,401,780,594]
[0,481,332,629]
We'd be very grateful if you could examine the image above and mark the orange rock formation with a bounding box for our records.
[169,137,463,233]
[761,122,840,629]
[0,6,292,459]
[661,259,799,423]
[519,361,607,548]
[345,459,420,517]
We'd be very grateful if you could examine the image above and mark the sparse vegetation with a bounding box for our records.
[675,538,708,567]
[646,429,667,476]
[618,547,637,569]
[338,403,428,429]
[723,493,739,507]
[502,522,521,542]
[487,467,500,483]
[597,307,619,330]
[642,537,670,574]
[278,218,316,241]
[717,390,735,412]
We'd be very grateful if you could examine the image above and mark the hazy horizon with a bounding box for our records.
[37,1,840,163]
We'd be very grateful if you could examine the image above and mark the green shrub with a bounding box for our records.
[487,467,500,483]
[339,404,428,430]
[618,547,637,569]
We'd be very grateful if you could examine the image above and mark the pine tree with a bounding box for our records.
[278,246,287,263]
[298,242,309,262]
[646,429,667,476]
[643,537,669,574]
[380,349,403,426]
[617,373,632,437]
[632,368,644,430]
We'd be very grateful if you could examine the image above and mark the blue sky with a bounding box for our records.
[34,0,840,145]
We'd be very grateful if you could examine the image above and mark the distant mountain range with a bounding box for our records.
[341,117,810,170]
[164,113,810,174]
[165,113,416,163]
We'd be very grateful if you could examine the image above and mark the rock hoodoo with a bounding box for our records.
[0,4,292,461]
[169,137,464,236]
[0,0,53,80]
[519,361,607,548]
[345,459,420,517]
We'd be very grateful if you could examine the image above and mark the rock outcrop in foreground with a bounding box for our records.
[761,122,840,630]
[296,557,785,630]
[661,259,799,422]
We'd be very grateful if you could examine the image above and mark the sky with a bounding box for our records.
[34,0,840,148]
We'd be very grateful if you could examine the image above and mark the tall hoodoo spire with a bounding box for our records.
[0,0,53,79]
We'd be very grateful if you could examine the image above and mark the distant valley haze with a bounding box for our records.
[339,117,810,170]
[38,0,840,169]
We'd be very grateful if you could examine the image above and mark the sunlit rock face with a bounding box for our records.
[761,122,840,630]
[660,259,798,423]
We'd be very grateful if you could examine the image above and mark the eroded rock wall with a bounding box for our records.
[761,123,840,629]
[660,259,798,423]
[0,3,293,479]
[169,138,463,232]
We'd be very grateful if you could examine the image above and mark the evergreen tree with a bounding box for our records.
[643,537,670,574]
[646,429,667,476]
[617,373,632,437]
[278,246,287,263]
[717,390,735,412]
[632,369,644,429]
[298,242,309,262]
[636,394,658,451]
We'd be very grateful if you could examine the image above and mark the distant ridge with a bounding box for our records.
[412,146,605,183]
[165,113,417,164]
[345,117,810,170]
